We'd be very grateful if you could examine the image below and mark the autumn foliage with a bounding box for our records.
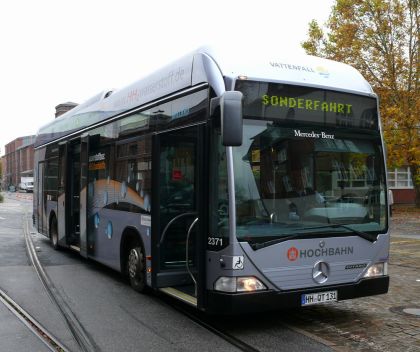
[302,0,420,206]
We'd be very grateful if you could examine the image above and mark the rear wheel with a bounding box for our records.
[127,246,146,292]
[50,217,59,250]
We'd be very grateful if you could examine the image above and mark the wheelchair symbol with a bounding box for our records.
[233,256,244,270]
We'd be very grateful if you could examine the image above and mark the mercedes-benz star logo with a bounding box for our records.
[312,261,330,284]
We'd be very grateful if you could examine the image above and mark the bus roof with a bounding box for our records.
[35,46,374,147]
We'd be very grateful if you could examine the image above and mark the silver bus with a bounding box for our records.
[34,47,389,313]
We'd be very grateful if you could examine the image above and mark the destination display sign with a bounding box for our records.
[235,80,378,129]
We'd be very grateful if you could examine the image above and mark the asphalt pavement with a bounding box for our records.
[0,193,333,352]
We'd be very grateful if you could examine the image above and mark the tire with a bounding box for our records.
[50,217,60,250]
[127,246,146,292]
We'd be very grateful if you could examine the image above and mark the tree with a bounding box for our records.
[302,0,420,207]
[0,158,2,194]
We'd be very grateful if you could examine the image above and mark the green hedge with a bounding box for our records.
[0,193,3,203]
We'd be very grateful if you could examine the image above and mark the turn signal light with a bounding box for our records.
[237,277,266,292]
[214,276,267,293]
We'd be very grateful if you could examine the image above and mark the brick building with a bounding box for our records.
[1,155,5,190]
[55,102,78,118]
[1,102,78,191]
[3,135,36,189]
[388,167,416,204]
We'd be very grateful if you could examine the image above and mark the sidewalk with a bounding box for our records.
[2,191,33,202]
[287,209,420,352]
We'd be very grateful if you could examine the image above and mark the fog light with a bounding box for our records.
[214,276,267,293]
[364,262,387,278]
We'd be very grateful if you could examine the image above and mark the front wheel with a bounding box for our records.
[127,246,146,292]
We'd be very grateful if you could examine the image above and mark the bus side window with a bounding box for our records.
[116,138,151,213]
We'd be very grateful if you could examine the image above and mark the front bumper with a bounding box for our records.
[205,276,389,314]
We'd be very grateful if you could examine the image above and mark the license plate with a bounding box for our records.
[301,290,337,306]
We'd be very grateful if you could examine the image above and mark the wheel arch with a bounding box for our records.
[120,226,144,275]
[48,211,57,238]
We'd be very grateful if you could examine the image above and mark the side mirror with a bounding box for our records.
[220,91,243,146]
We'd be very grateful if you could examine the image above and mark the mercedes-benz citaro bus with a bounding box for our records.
[33,46,389,314]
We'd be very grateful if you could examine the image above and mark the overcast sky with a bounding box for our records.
[0,0,334,155]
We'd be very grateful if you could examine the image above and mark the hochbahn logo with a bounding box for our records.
[287,247,299,261]
[287,245,354,261]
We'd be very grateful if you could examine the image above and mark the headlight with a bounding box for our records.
[213,277,236,293]
[214,276,267,293]
[364,262,388,278]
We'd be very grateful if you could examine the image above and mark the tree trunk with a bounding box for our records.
[411,165,420,208]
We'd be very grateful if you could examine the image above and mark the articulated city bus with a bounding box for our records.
[34,47,389,313]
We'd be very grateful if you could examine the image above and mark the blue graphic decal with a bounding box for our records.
[121,181,127,198]
[94,213,100,229]
[106,221,113,239]
[144,194,150,212]
[103,191,108,206]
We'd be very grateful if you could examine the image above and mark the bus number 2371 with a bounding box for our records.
[208,237,223,246]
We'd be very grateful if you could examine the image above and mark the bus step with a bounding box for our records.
[69,245,81,252]
[159,287,197,307]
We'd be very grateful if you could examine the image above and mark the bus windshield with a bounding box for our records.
[231,119,387,246]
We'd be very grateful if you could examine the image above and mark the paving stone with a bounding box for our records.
[285,210,420,352]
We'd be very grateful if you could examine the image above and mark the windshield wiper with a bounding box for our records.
[299,224,377,243]
[252,235,302,250]
[251,223,377,250]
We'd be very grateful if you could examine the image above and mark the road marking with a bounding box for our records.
[0,217,5,220]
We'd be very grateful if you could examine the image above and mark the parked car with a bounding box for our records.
[18,182,34,193]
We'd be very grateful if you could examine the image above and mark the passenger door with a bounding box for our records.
[37,162,45,233]
[57,143,67,246]
[152,125,205,304]
[79,136,89,257]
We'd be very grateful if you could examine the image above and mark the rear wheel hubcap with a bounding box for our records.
[128,249,140,278]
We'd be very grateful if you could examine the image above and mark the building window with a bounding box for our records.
[388,167,414,189]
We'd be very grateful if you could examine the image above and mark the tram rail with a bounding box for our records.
[0,287,67,352]
[22,208,334,352]
[159,295,261,352]
[23,212,99,352]
[23,207,261,352]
